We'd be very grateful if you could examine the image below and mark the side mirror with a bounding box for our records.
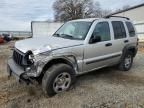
[89,35,101,44]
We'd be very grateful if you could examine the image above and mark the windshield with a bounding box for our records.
[53,21,92,40]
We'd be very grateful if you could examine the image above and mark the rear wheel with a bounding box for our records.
[42,63,76,97]
[118,51,133,71]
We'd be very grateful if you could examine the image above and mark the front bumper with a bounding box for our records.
[7,57,32,83]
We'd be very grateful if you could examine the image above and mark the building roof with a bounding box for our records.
[109,3,144,15]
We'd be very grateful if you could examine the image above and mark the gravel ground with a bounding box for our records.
[0,41,144,108]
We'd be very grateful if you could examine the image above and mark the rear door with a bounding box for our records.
[109,21,128,58]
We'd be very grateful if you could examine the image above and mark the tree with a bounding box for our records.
[53,0,110,21]
[53,0,83,21]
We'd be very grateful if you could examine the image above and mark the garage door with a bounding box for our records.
[135,22,144,42]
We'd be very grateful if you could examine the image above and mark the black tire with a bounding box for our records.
[42,63,76,97]
[118,51,133,71]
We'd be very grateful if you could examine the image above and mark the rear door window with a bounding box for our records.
[112,21,126,39]
[126,22,135,37]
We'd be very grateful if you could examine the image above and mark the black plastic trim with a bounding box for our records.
[86,54,121,64]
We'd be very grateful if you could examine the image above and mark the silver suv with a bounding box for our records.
[7,16,138,96]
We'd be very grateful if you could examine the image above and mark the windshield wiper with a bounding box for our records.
[53,33,61,37]
[53,33,75,39]
[60,34,74,39]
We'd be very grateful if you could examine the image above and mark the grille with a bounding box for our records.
[13,49,24,66]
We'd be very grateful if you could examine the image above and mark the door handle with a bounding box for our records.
[105,43,112,47]
[124,40,129,43]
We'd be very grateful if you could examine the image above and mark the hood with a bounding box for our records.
[15,36,83,54]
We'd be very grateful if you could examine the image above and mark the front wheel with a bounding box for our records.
[118,51,133,71]
[42,63,76,97]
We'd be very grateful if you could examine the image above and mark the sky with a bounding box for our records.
[0,0,143,31]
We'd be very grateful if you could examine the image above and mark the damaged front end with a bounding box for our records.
[7,48,50,84]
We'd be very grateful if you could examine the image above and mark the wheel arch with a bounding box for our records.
[122,45,137,57]
[41,56,78,75]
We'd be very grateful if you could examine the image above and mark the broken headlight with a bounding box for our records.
[23,51,35,66]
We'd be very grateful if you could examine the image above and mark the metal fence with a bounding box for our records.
[0,31,32,38]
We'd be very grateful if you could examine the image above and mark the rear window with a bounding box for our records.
[112,21,126,39]
[126,22,135,37]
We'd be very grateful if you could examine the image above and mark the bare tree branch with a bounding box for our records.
[53,0,111,21]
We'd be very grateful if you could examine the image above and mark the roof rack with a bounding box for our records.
[104,15,130,20]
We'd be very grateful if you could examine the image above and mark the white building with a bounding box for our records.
[31,21,63,38]
[110,3,144,41]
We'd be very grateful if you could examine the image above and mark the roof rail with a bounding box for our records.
[104,15,130,20]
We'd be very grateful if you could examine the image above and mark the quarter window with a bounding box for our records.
[92,22,111,42]
[126,22,135,37]
[112,21,126,39]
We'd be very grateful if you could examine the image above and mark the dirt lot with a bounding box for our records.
[0,41,144,108]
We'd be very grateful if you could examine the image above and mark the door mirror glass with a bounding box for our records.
[89,34,101,44]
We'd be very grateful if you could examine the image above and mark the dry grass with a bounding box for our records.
[0,41,144,108]
[139,48,144,53]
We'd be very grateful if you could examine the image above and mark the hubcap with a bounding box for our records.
[53,72,71,93]
[124,55,132,69]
